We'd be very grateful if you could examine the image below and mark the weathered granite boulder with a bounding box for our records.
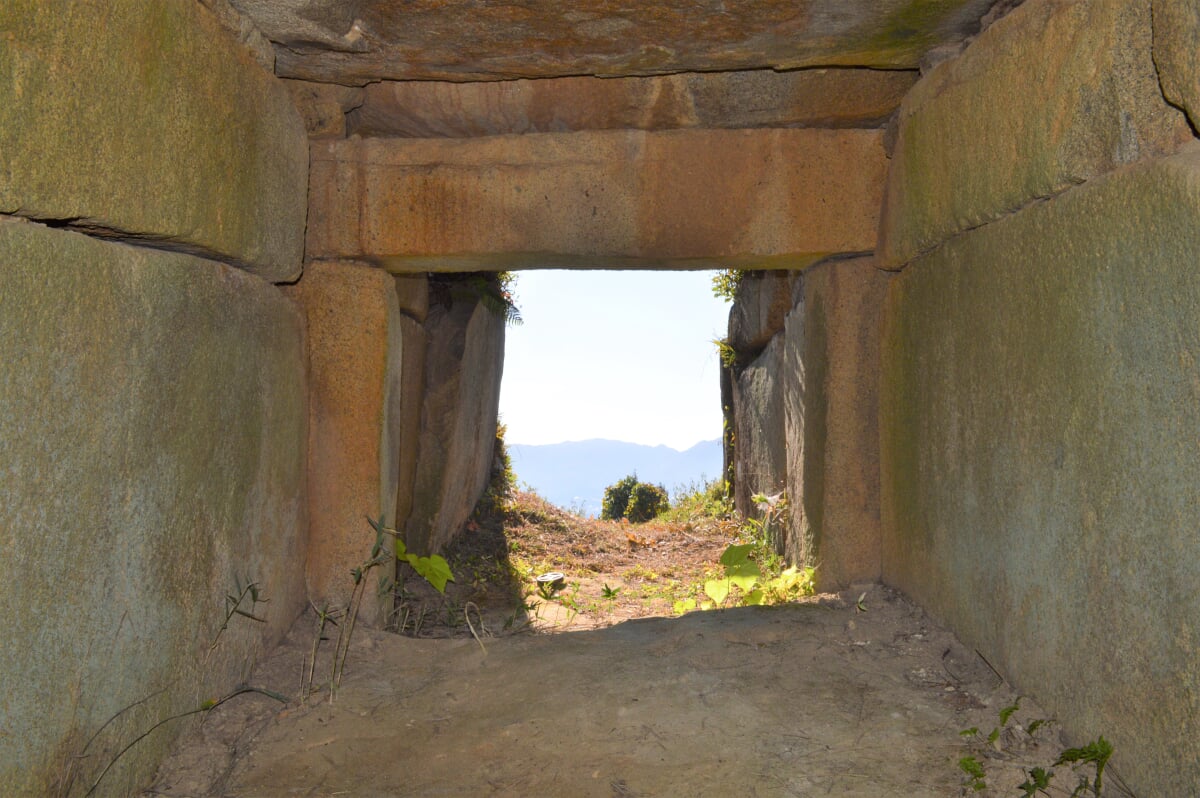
[229,0,994,83]
[0,0,308,282]
[880,145,1200,794]
[1152,0,1200,132]
[404,275,506,555]
[308,129,886,271]
[731,336,787,532]
[348,70,916,137]
[878,0,1192,268]
[390,273,431,552]
[287,261,404,627]
[0,219,307,796]
[728,270,801,359]
[782,257,888,588]
[392,313,428,544]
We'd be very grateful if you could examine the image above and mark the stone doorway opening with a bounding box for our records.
[383,266,737,639]
[500,269,731,517]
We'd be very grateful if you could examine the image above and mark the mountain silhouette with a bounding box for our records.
[507,438,723,516]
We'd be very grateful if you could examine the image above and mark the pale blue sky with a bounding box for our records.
[499,270,731,450]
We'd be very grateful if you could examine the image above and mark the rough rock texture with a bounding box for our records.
[198,0,276,69]
[404,276,506,555]
[281,79,364,139]
[783,257,888,589]
[308,129,886,271]
[726,260,887,586]
[880,147,1200,795]
[230,0,993,83]
[390,273,430,549]
[730,336,787,527]
[392,314,427,543]
[0,219,307,796]
[287,261,404,628]
[348,70,917,137]
[720,359,736,491]
[878,0,1192,268]
[393,274,431,321]
[1153,0,1200,132]
[0,0,308,281]
[728,270,801,358]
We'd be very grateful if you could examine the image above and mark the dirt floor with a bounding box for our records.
[143,494,1127,797]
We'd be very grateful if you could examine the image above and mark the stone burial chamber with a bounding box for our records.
[2,0,1200,794]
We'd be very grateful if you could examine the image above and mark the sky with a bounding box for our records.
[499,270,732,451]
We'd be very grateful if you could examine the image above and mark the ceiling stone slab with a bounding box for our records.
[230,0,997,84]
[348,69,917,137]
[306,128,886,271]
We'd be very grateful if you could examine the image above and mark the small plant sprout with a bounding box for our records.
[1054,736,1113,797]
[959,755,987,792]
[305,517,455,703]
[956,698,1116,797]
[209,576,268,652]
[855,592,868,613]
[389,520,454,593]
[1018,766,1054,797]
[601,583,620,600]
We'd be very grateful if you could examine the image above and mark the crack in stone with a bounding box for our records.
[0,211,263,277]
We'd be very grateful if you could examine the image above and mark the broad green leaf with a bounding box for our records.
[704,578,730,605]
[719,543,755,567]
[728,574,759,593]
[726,560,761,578]
[394,538,409,558]
[413,554,454,593]
[726,561,761,593]
[673,598,696,615]
[744,589,765,606]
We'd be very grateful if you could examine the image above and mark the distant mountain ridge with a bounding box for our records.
[507,438,723,517]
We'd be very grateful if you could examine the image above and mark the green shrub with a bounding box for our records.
[711,269,744,302]
[658,478,733,523]
[625,482,669,523]
[601,474,638,521]
[601,474,668,523]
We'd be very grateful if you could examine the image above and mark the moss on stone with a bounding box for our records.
[0,222,307,795]
[0,0,307,280]
[879,147,1200,792]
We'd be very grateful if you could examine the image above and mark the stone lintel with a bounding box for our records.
[308,129,886,271]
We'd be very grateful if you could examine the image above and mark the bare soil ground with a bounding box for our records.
[144,493,1123,797]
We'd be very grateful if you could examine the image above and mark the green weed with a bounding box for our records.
[957,699,1121,796]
